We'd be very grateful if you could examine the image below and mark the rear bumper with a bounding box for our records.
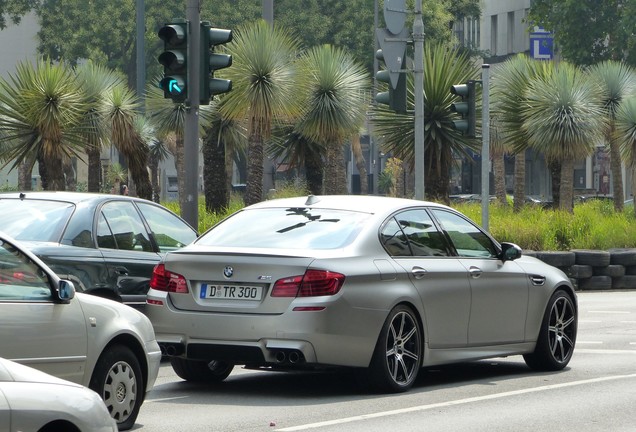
[146,290,387,368]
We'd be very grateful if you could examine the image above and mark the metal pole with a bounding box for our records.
[262,0,274,26]
[481,64,490,230]
[372,0,379,195]
[413,0,425,200]
[136,0,145,112]
[183,0,201,229]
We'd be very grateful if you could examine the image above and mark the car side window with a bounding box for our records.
[381,209,448,257]
[0,240,51,301]
[98,202,153,252]
[430,209,498,258]
[136,202,197,252]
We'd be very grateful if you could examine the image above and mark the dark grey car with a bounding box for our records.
[0,192,197,308]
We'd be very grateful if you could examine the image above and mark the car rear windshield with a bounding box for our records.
[196,207,371,250]
[0,199,74,242]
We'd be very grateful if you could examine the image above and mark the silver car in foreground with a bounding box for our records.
[0,357,117,432]
[146,195,577,392]
[0,233,161,430]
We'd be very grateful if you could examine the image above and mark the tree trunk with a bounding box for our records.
[245,120,264,206]
[305,149,323,195]
[148,151,161,203]
[549,159,561,209]
[175,134,186,214]
[63,157,76,191]
[559,158,574,213]
[351,134,368,195]
[609,132,624,211]
[203,132,229,213]
[87,146,101,192]
[18,161,32,190]
[128,148,153,200]
[513,150,526,212]
[493,151,508,206]
[424,146,451,204]
[40,154,65,191]
[323,141,347,195]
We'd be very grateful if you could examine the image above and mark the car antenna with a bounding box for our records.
[19,192,25,200]
[305,195,320,206]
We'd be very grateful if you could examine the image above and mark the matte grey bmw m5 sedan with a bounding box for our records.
[146,195,577,392]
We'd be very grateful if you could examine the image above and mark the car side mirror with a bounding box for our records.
[57,280,76,303]
[500,242,522,262]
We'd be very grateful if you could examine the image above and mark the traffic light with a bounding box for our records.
[450,80,476,137]
[375,49,407,114]
[200,22,232,105]
[158,20,188,102]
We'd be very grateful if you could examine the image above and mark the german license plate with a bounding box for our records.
[200,283,263,300]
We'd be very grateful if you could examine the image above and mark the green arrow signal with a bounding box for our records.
[168,79,182,94]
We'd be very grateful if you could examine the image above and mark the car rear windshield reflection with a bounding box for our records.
[196,207,371,249]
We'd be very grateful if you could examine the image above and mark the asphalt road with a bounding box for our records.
[133,291,636,432]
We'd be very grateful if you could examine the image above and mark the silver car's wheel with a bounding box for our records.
[369,305,422,393]
[170,357,234,383]
[90,345,142,431]
[524,290,577,371]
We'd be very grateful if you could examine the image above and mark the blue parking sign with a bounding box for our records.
[530,31,553,60]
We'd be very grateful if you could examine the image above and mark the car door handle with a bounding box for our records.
[114,267,129,276]
[469,266,482,278]
[412,267,427,279]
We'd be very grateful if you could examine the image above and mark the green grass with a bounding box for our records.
[455,200,636,251]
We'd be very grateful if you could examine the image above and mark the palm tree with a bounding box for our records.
[75,61,126,192]
[202,99,245,213]
[370,43,479,202]
[492,54,550,211]
[0,59,86,191]
[294,44,369,195]
[588,61,636,212]
[522,62,607,213]
[221,20,301,205]
[614,97,636,217]
[101,82,153,200]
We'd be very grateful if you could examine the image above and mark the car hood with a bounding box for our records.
[0,358,82,387]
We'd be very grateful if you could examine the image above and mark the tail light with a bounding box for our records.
[150,264,189,293]
[271,269,345,297]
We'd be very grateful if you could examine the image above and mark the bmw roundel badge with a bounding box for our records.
[223,266,234,278]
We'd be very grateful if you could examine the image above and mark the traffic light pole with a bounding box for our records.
[413,0,424,200]
[481,64,490,230]
[183,0,201,230]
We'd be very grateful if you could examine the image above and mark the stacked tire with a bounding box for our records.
[528,248,636,290]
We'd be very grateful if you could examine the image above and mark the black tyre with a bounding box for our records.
[524,290,577,371]
[578,275,612,290]
[571,249,610,266]
[609,248,636,267]
[535,251,575,268]
[170,357,234,383]
[569,264,593,279]
[89,345,143,431]
[368,305,422,393]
